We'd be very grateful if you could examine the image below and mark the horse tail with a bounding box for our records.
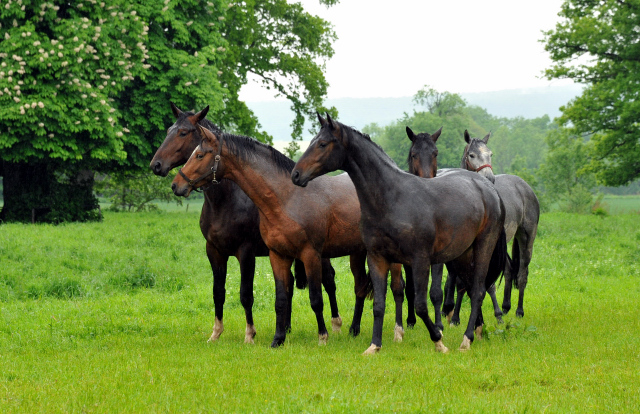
[511,237,521,290]
[293,259,308,290]
[485,229,508,290]
[363,271,375,300]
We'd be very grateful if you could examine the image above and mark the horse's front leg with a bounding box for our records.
[206,242,228,342]
[269,251,294,348]
[487,283,504,323]
[451,278,465,326]
[301,249,328,345]
[429,263,444,332]
[389,263,405,342]
[321,259,342,332]
[442,270,456,323]
[413,260,448,353]
[348,251,368,337]
[237,243,257,343]
[364,254,391,355]
[460,273,487,351]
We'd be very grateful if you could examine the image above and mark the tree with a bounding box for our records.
[413,85,466,118]
[1,0,338,222]
[542,0,640,186]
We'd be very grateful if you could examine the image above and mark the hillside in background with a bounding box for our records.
[247,84,583,150]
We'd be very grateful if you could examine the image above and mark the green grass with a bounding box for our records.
[1,212,640,412]
[602,194,640,214]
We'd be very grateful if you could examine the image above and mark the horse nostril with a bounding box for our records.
[171,182,177,193]
[292,170,300,182]
[153,161,162,174]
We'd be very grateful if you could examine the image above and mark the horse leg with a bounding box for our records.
[430,263,444,332]
[516,230,535,318]
[412,260,448,353]
[363,254,391,355]
[451,278,465,327]
[321,259,342,332]
[487,282,504,324]
[348,251,368,337]
[404,265,416,328]
[442,271,456,323]
[285,271,294,333]
[237,244,257,343]
[501,256,513,315]
[475,300,486,340]
[301,249,328,345]
[460,279,486,351]
[389,263,405,342]
[206,242,228,342]
[268,251,294,348]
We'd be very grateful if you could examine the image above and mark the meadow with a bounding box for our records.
[1,210,640,413]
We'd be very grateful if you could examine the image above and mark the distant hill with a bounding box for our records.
[246,84,583,150]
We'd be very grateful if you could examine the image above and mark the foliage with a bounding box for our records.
[95,170,182,212]
[542,0,640,186]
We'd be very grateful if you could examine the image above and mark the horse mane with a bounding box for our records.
[339,123,398,168]
[221,132,296,175]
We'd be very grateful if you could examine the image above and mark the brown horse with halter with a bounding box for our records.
[171,119,406,347]
[150,104,341,344]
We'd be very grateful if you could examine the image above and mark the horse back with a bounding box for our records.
[494,174,540,242]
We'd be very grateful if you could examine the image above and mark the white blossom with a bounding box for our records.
[184,81,192,86]
[186,21,193,26]
[13,96,20,103]
[39,122,44,127]
[81,94,87,99]
[48,133,54,138]
[38,102,44,108]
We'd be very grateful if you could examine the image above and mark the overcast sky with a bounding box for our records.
[239,0,573,101]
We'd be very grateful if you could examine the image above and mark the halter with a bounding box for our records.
[177,124,222,192]
[463,143,493,173]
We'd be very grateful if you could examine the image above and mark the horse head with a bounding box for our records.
[461,130,495,183]
[149,103,210,177]
[406,126,441,179]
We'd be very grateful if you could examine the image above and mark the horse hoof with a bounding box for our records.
[393,324,404,342]
[331,316,343,332]
[516,309,524,318]
[502,306,511,315]
[244,324,257,344]
[207,317,224,342]
[436,322,444,332]
[406,322,415,329]
[318,333,328,346]
[496,316,504,325]
[270,338,284,348]
[459,335,472,351]
[349,325,360,337]
[434,340,449,353]
[446,311,453,324]
[363,344,381,355]
[475,325,483,341]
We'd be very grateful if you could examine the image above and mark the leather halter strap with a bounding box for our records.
[177,124,222,191]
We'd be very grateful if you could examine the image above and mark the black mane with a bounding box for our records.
[339,123,398,167]
[221,132,296,175]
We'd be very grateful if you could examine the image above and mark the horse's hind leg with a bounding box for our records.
[348,251,368,337]
[430,263,444,332]
[516,227,536,318]
[301,250,329,345]
[442,271,456,322]
[412,260,448,353]
[451,278,465,327]
[404,265,416,328]
[237,244,257,343]
[487,283,503,324]
[321,259,342,332]
[501,256,514,315]
[268,251,294,348]
[390,263,405,342]
[206,242,228,342]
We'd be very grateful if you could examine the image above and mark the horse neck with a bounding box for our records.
[221,140,294,217]
[203,179,237,207]
[340,129,407,214]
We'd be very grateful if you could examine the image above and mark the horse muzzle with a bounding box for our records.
[291,169,309,187]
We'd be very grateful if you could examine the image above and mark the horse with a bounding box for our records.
[461,130,539,317]
[170,121,407,347]
[150,103,342,344]
[405,127,505,326]
[292,113,508,354]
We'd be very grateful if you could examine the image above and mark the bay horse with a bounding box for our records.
[292,114,508,354]
[150,103,341,344]
[405,127,505,326]
[170,120,407,347]
[461,130,539,318]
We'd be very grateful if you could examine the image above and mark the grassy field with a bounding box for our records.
[1,211,640,413]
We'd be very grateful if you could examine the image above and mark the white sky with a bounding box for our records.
[239,0,573,101]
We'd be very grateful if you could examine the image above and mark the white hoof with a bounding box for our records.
[244,324,256,344]
[434,340,449,353]
[318,333,328,346]
[459,335,472,351]
[363,344,381,355]
[475,325,483,341]
[446,311,453,325]
[393,324,404,342]
[331,316,343,332]
[207,317,224,342]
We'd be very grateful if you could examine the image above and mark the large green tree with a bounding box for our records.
[543,0,640,186]
[0,0,338,222]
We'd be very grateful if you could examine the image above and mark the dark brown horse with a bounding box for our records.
[150,104,341,344]
[292,114,508,354]
[406,127,505,327]
[171,123,406,347]
[461,130,539,318]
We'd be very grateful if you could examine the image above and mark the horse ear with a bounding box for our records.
[195,105,209,123]
[482,132,491,144]
[170,101,183,119]
[317,111,327,126]
[464,129,471,144]
[326,112,336,130]
[406,126,415,142]
[431,126,443,143]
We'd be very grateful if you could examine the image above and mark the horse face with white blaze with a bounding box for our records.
[462,130,495,183]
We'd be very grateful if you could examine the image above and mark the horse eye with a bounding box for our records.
[319,142,327,148]
[434,152,438,157]
[411,153,417,159]
[180,131,187,137]
[469,154,475,158]
[196,153,204,160]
